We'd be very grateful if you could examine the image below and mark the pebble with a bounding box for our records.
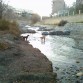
[55,67,59,70]
[79,67,83,70]
[76,72,83,77]
[76,61,80,63]
[76,80,80,83]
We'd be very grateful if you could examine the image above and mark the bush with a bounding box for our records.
[58,20,68,26]
[0,19,10,30]
[0,20,20,36]
[9,21,20,36]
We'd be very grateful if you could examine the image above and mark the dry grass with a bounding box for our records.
[9,21,20,36]
[0,20,20,36]
[0,42,9,50]
[0,19,10,30]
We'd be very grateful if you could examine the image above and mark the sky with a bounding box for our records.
[4,0,76,16]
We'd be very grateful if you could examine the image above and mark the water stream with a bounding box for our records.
[21,28,83,83]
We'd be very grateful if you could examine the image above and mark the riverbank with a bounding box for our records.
[0,32,57,83]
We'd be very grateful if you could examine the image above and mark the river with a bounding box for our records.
[21,25,83,83]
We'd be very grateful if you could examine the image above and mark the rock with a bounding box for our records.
[27,29,36,33]
[76,72,83,77]
[44,28,54,31]
[21,28,36,33]
[66,72,70,74]
[49,30,70,35]
[63,31,70,35]
[79,67,83,70]
[55,67,59,70]
[42,32,49,35]
[37,27,46,31]
[76,81,80,83]
[49,31,64,35]
[76,61,80,63]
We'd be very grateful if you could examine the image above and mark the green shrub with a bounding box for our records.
[0,19,10,30]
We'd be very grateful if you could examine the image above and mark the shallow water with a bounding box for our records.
[21,30,83,83]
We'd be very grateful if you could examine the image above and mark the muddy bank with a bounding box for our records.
[0,33,57,83]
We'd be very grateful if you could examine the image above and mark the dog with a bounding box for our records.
[21,35,29,41]
[40,35,46,43]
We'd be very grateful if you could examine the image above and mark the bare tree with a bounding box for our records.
[3,6,17,20]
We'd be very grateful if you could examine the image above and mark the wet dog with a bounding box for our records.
[40,35,46,43]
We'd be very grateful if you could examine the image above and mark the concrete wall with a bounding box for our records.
[42,14,83,25]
